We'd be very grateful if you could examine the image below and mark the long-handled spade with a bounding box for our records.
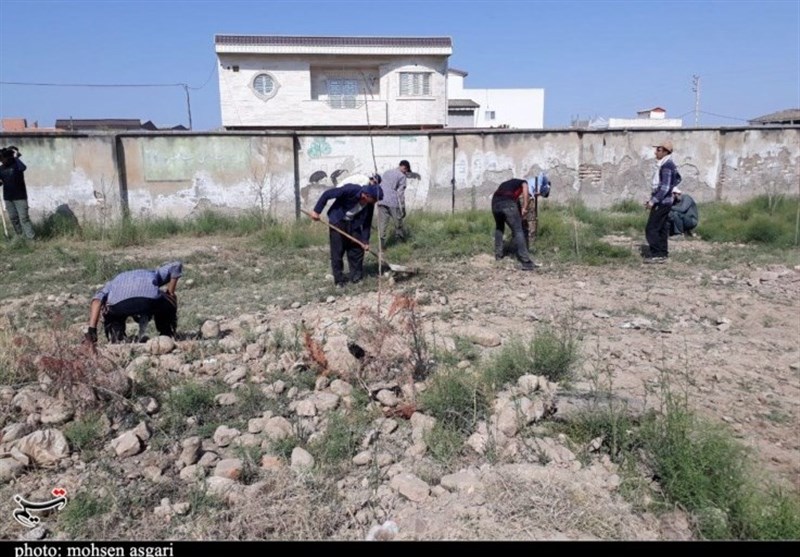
[301,209,417,275]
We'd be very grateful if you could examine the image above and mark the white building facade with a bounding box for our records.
[607,107,683,129]
[446,69,544,129]
[215,35,453,129]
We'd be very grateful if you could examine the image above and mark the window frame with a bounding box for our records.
[399,72,432,97]
[251,72,279,101]
[327,78,360,109]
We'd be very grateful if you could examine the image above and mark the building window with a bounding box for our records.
[328,78,359,109]
[251,73,278,101]
[485,110,496,120]
[399,72,431,96]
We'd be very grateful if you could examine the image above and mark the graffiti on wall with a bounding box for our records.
[143,137,249,181]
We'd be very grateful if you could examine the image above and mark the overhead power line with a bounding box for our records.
[0,80,186,88]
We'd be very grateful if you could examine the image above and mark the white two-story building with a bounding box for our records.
[446,68,544,129]
[215,34,453,130]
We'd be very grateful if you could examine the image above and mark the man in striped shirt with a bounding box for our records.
[84,261,182,344]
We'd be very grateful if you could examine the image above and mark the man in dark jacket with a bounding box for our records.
[669,188,699,237]
[311,183,383,287]
[644,139,681,263]
[0,146,35,240]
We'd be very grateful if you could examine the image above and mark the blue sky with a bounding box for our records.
[0,0,798,130]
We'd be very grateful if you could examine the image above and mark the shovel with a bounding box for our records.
[301,209,417,275]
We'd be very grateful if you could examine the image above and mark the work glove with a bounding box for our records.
[84,326,98,345]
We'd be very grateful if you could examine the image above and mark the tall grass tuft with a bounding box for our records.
[698,195,799,247]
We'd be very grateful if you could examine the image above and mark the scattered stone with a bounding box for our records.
[201,320,221,339]
[139,397,160,415]
[389,473,430,502]
[291,302,302,309]
[219,336,245,352]
[759,272,779,282]
[593,311,611,319]
[179,437,202,467]
[296,399,317,417]
[111,431,143,458]
[379,419,398,435]
[261,455,284,471]
[497,407,519,437]
[353,450,372,466]
[248,418,266,434]
[326,296,336,304]
[376,389,399,407]
[455,325,501,347]
[290,447,314,470]
[329,379,353,397]
[40,401,74,426]
[588,436,604,452]
[245,343,265,360]
[215,393,238,406]
[272,380,286,394]
[147,336,175,355]
[517,374,541,394]
[263,417,293,441]
[2,422,32,443]
[197,451,220,468]
[410,412,436,443]
[213,426,241,447]
[214,458,244,481]
[620,317,653,330]
[224,367,248,385]
[457,360,471,370]
[159,354,183,372]
[179,464,204,482]
[206,476,236,498]
[315,376,329,391]
[13,429,70,466]
[133,421,151,442]
[10,447,30,467]
[21,525,47,540]
[0,458,25,483]
[441,470,483,493]
[313,392,340,412]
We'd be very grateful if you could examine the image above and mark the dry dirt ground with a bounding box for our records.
[0,234,798,541]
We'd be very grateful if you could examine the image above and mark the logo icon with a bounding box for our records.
[13,488,68,528]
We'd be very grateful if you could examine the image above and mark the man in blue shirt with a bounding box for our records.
[310,184,382,287]
[84,261,182,344]
[0,146,35,240]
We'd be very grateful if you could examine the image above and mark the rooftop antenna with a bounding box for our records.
[692,75,701,127]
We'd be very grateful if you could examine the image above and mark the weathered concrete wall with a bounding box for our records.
[1,127,797,223]
[120,135,296,219]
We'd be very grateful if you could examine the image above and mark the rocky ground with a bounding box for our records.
[0,235,798,540]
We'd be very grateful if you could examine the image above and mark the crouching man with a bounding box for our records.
[84,261,182,345]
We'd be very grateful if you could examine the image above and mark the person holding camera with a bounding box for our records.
[84,261,182,345]
[0,146,35,240]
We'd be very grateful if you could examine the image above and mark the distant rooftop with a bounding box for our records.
[215,35,452,47]
[749,108,800,125]
[214,34,453,55]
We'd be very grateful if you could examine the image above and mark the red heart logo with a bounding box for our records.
[52,488,66,497]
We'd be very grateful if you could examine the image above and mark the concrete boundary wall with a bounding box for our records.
[1,127,797,223]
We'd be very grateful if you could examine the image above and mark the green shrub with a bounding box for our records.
[482,338,535,389]
[310,410,371,471]
[531,326,580,383]
[420,369,489,434]
[424,422,465,463]
[64,414,104,455]
[58,492,111,538]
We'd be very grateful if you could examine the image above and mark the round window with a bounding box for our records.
[251,73,278,100]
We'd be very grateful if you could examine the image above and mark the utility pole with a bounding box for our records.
[183,84,193,130]
[692,75,701,127]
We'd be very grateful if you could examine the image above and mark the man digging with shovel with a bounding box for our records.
[309,182,383,288]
